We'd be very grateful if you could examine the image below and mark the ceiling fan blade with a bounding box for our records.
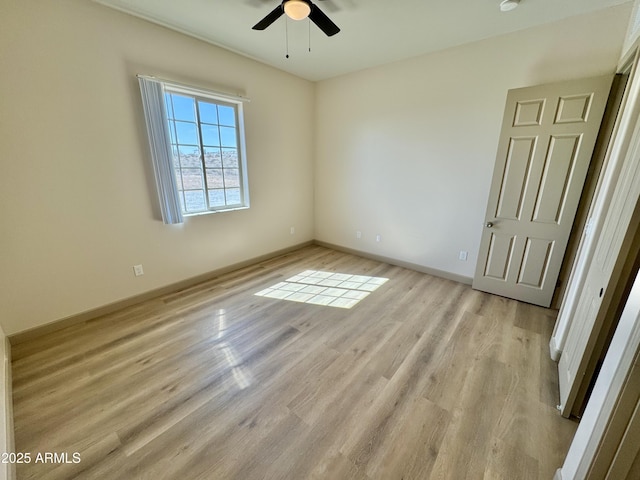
[252,4,284,30]
[308,3,340,36]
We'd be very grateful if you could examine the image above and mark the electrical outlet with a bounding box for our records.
[356,231,362,239]
[459,251,468,261]
[133,264,144,276]
[376,234,382,242]
[290,226,295,235]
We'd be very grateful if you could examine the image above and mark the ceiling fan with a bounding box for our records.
[252,0,340,37]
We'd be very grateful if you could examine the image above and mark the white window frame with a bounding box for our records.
[138,75,250,223]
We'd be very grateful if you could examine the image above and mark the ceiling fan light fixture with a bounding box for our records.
[284,0,311,20]
[499,0,520,12]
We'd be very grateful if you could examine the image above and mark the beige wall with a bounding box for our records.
[0,0,315,335]
[314,4,632,280]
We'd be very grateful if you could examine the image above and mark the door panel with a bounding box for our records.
[513,99,545,126]
[473,76,613,307]
[532,135,581,223]
[517,237,554,288]
[555,93,594,123]
[496,137,536,220]
[484,233,515,280]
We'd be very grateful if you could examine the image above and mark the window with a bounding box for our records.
[138,76,249,224]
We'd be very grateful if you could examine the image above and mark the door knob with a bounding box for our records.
[486,222,494,228]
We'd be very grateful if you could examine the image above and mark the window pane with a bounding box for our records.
[157,86,247,216]
[204,147,222,168]
[220,126,237,148]
[208,189,225,207]
[181,168,204,189]
[168,120,177,145]
[198,101,218,124]
[226,188,241,205]
[172,148,180,168]
[178,146,201,167]
[206,168,224,188]
[165,93,176,120]
[174,167,184,189]
[222,148,238,168]
[218,105,235,126]
[171,94,196,122]
[200,124,220,147]
[175,121,199,145]
[184,190,206,212]
[224,168,240,188]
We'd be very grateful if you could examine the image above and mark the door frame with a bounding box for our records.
[550,47,640,361]
[556,261,640,479]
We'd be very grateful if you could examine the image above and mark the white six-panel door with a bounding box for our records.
[473,76,613,307]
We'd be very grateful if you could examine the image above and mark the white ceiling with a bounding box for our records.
[93,0,630,81]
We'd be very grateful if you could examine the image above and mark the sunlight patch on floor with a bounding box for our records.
[255,270,388,309]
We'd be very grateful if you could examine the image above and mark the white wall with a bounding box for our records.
[0,0,315,335]
[314,4,632,280]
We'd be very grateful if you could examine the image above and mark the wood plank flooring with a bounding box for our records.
[11,245,577,479]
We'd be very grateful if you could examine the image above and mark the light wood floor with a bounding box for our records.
[11,245,577,479]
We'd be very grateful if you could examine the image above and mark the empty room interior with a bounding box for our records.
[4,0,640,479]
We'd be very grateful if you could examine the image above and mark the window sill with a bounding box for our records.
[184,205,250,218]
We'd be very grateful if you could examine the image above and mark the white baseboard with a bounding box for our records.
[549,336,562,362]
[554,468,563,480]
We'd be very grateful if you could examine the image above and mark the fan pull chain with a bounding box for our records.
[308,18,311,52]
[285,17,290,59]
